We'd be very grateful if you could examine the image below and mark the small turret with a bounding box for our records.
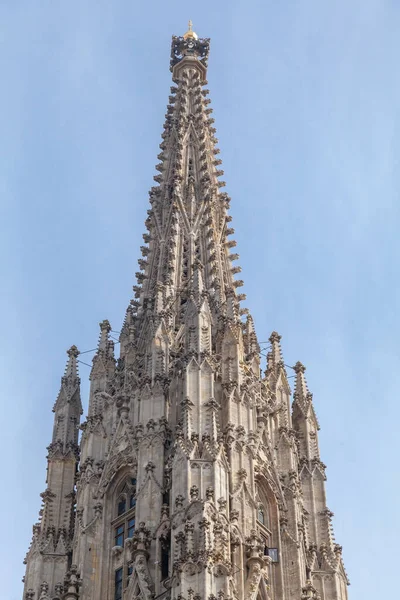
[23,347,82,600]
[51,345,82,451]
[293,361,314,416]
[243,314,260,375]
[292,361,320,459]
[291,362,347,597]
[88,320,115,417]
[266,331,285,374]
[265,331,292,430]
[90,320,115,383]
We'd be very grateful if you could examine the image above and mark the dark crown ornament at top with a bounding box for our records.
[170,20,210,73]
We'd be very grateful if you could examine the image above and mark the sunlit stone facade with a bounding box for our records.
[22,24,349,600]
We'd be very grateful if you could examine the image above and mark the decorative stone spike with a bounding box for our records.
[293,361,312,413]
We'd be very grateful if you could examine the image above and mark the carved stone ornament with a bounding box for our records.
[301,580,321,600]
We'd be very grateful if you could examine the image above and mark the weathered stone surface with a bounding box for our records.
[22,23,349,600]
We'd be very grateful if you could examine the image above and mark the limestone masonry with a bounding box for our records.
[22,23,349,600]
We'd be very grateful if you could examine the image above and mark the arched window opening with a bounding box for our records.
[255,482,279,565]
[112,475,138,597]
[114,477,137,548]
[161,533,171,581]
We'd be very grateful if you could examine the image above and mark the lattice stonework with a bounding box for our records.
[22,23,349,600]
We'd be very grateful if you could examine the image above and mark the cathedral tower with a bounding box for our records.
[22,23,349,600]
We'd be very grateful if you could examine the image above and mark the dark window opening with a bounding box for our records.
[127,517,135,539]
[115,568,123,600]
[161,544,170,580]
[117,497,126,516]
[130,494,136,509]
[162,491,170,506]
[115,525,124,547]
[127,564,133,587]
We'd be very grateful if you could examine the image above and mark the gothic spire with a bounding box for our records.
[129,26,244,353]
[64,344,80,379]
[52,345,82,420]
[97,319,112,352]
[291,361,347,589]
[22,24,349,600]
[293,360,308,396]
[88,320,115,416]
[292,360,318,423]
[90,319,115,376]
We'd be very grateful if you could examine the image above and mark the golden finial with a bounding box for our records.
[183,19,198,40]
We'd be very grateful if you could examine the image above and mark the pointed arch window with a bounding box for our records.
[161,532,171,581]
[113,477,137,549]
[115,479,137,519]
[113,477,137,599]
[255,483,279,563]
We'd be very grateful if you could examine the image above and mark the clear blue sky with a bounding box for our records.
[1,2,398,598]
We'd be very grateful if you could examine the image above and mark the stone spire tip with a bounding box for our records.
[99,319,111,332]
[67,345,80,359]
[293,360,314,410]
[61,345,81,391]
[269,331,282,344]
[293,360,306,374]
[96,319,113,354]
[266,330,285,373]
